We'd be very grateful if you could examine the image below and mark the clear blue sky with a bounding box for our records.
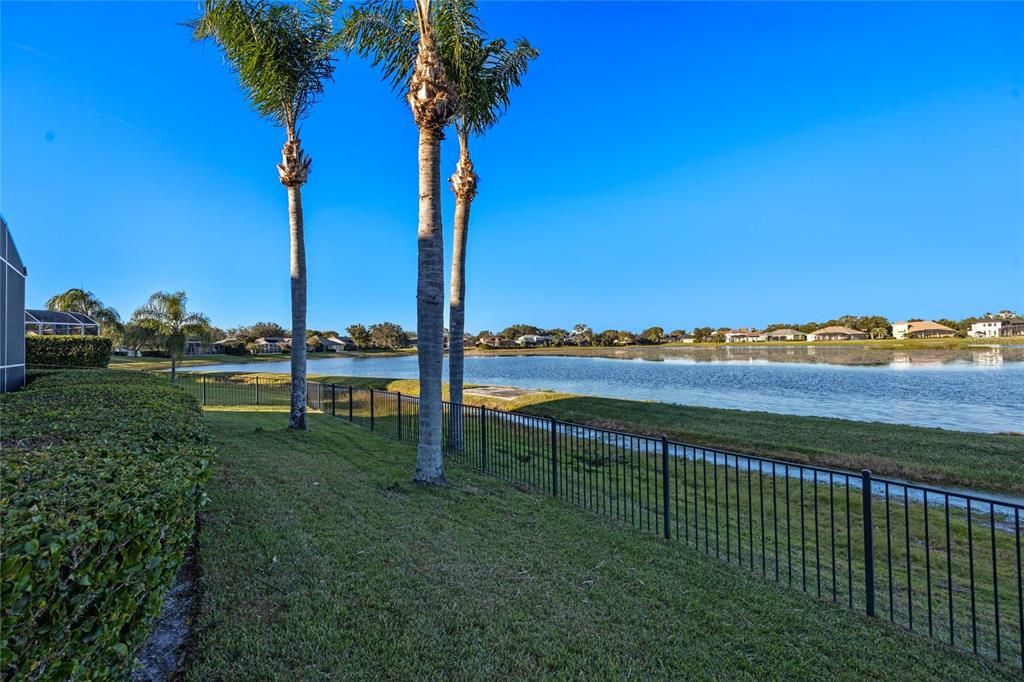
[3,1,1022,333]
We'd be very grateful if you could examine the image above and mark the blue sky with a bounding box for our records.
[3,1,1022,333]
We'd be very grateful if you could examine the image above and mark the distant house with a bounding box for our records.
[891,320,956,340]
[763,328,807,342]
[664,332,695,343]
[516,334,553,347]
[253,336,288,354]
[724,330,764,343]
[970,318,1024,338]
[479,335,515,348]
[185,338,224,355]
[2,216,26,392]
[806,326,868,342]
[404,333,417,348]
[25,309,100,336]
[322,336,355,352]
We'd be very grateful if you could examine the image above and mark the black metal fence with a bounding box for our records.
[177,373,1023,671]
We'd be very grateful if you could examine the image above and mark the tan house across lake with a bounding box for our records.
[806,326,868,341]
[763,328,807,341]
[891,320,957,340]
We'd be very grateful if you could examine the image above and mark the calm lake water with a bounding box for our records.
[186,346,1024,433]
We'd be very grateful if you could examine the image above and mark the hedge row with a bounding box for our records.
[25,336,112,368]
[1,370,213,679]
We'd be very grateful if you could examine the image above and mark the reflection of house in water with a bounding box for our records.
[971,348,1004,366]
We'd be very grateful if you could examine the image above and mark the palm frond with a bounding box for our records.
[189,0,339,133]
[341,0,418,94]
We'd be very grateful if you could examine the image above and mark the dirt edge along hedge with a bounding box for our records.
[25,335,113,368]
[1,370,213,679]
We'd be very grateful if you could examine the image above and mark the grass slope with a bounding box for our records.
[187,408,1013,679]
[282,374,1022,496]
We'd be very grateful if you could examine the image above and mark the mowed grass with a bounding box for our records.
[187,407,1015,679]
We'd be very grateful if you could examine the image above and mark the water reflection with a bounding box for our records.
[543,344,1024,367]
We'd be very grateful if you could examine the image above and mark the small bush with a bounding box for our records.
[24,336,112,368]
[1,370,212,679]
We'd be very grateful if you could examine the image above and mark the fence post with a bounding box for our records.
[202,374,207,406]
[255,376,260,405]
[348,386,353,422]
[662,436,671,540]
[331,384,336,417]
[861,469,876,617]
[396,392,403,441]
[550,417,558,497]
[369,388,375,431]
[480,407,488,472]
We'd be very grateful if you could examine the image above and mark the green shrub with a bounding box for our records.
[24,336,112,368]
[1,370,212,679]
[221,340,247,356]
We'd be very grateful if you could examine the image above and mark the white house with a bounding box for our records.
[970,318,1024,338]
[891,320,956,340]
[322,336,355,352]
[763,328,807,342]
[724,330,765,343]
[516,334,553,347]
[253,336,289,354]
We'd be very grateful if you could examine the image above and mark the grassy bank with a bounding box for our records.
[228,373,1021,496]
[188,407,1013,679]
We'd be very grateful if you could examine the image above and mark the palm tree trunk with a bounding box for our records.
[171,351,177,384]
[448,130,477,451]
[287,183,308,430]
[414,126,447,485]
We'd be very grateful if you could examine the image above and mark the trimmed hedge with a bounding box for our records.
[1,370,212,679]
[25,336,112,368]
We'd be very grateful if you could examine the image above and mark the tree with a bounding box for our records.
[369,321,407,349]
[691,327,713,343]
[433,1,537,437]
[639,326,665,344]
[230,321,287,342]
[190,0,339,430]
[132,291,212,383]
[344,0,455,485]
[570,323,593,345]
[121,320,160,354]
[346,323,371,348]
[498,323,542,340]
[46,288,123,340]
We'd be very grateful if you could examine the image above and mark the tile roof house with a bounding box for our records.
[763,328,807,341]
[806,326,869,342]
[891,320,957,340]
[724,329,765,342]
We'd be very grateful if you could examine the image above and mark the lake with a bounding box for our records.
[184,346,1024,433]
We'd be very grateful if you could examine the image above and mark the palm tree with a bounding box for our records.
[46,287,123,339]
[132,291,212,383]
[344,0,456,485]
[443,15,536,447]
[189,0,338,430]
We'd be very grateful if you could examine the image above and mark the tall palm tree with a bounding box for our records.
[344,0,456,485]
[345,0,536,452]
[189,0,338,430]
[444,22,536,448]
[46,287,124,339]
[132,291,212,383]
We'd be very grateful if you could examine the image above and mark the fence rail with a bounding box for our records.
[176,372,1023,671]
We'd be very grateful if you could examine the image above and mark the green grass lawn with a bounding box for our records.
[187,407,1015,679]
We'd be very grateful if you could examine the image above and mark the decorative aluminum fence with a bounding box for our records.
[175,373,1023,671]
